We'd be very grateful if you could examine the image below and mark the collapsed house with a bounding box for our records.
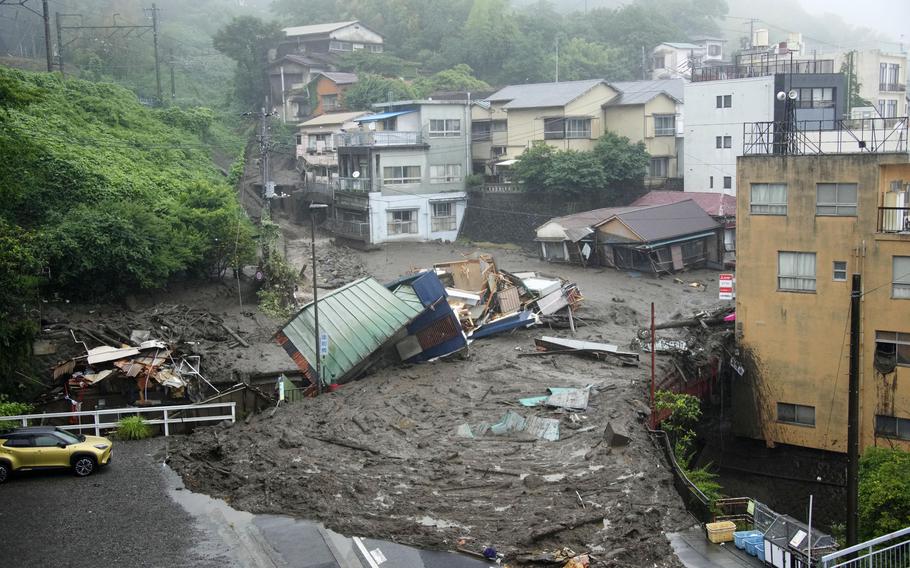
[275,254,583,393]
[535,200,725,273]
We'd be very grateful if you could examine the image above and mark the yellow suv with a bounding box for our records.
[0,426,113,483]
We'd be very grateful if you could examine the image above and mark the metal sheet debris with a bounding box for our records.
[86,345,141,365]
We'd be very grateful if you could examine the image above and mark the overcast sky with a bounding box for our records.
[799,0,909,44]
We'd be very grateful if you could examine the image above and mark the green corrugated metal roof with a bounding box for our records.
[391,284,423,312]
[280,277,423,384]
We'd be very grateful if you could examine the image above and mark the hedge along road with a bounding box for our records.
[0,437,496,568]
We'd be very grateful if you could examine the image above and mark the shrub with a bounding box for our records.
[0,394,32,433]
[116,416,152,440]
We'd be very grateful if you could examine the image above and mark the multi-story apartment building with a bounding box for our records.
[733,118,910,453]
[328,100,471,245]
[684,55,845,195]
[824,49,908,118]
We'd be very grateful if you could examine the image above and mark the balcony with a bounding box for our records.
[692,58,834,82]
[879,207,910,234]
[325,218,371,241]
[743,117,909,155]
[881,83,907,93]
[334,131,423,148]
[335,177,373,192]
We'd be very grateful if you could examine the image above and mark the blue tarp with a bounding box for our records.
[355,110,416,123]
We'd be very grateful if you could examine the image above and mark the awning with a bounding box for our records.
[356,110,416,123]
[634,231,718,250]
[495,159,518,166]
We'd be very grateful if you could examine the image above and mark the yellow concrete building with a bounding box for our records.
[734,149,910,453]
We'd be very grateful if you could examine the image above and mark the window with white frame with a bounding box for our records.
[431,201,456,232]
[875,331,910,368]
[565,118,592,139]
[716,94,732,108]
[894,256,910,299]
[429,164,462,184]
[649,157,669,178]
[816,183,857,216]
[716,135,732,148]
[833,260,847,281]
[387,209,418,235]
[654,114,675,136]
[322,94,338,110]
[382,165,421,184]
[429,119,461,137]
[777,402,815,426]
[750,183,787,215]
[875,415,910,440]
[778,251,816,292]
[492,146,506,157]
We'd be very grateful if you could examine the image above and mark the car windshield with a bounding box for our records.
[55,429,81,445]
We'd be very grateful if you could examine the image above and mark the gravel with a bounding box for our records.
[0,439,228,568]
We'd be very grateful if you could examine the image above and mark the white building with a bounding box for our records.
[329,100,472,245]
[652,38,725,80]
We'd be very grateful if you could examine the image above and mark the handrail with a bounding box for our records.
[821,526,910,562]
[1,402,237,437]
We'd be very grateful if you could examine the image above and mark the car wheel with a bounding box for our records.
[73,456,96,477]
[0,462,9,484]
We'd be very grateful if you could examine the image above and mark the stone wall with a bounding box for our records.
[459,187,640,248]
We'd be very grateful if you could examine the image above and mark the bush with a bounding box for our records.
[859,447,910,540]
[0,395,32,433]
[116,416,152,440]
[464,173,484,188]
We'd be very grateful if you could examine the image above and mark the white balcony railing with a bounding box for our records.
[334,131,422,147]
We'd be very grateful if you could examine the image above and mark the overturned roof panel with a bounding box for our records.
[276,277,423,385]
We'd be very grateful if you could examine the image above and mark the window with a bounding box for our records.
[778,251,816,292]
[709,176,714,189]
[429,119,461,137]
[3,436,31,448]
[387,210,418,235]
[653,55,666,68]
[429,164,462,184]
[492,146,506,157]
[716,94,732,108]
[796,88,835,108]
[894,256,910,299]
[875,331,910,368]
[382,165,421,184]
[875,415,910,440]
[723,176,732,189]
[472,121,491,141]
[833,261,847,282]
[777,402,816,427]
[431,202,456,232]
[816,183,857,216]
[708,44,721,57]
[654,114,676,136]
[750,183,787,215]
[649,157,669,178]
[716,135,732,148]
[544,118,565,139]
[368,44,383,53]
[33,434,62,447]
[322,94,338,110]
[491,120,507,132]
[352,43,365,51]
[886,100,898,118]
[565,118,592,139]
[329,40,353,52]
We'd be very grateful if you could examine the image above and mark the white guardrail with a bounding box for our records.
[2,402,236,437]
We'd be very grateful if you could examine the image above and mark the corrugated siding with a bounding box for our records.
[279,278,423,384]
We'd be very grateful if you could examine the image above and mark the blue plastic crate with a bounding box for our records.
[734,530,762,550]
[756,543,765,562]
[745,535,764,557]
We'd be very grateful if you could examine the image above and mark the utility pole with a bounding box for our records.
[555,37,559,83]
[641,45,647,80]
[41,0,52,71]
[168,47,176,101]
[54,12,63,74]
[150,3,162,104]
[846,273,861,547]
[749,18,755,48]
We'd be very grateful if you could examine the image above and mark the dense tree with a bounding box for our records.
[594,131,651,186]
[557,38,628,82]
[212,16,283,107]
[412,65,491,97]
[343,74,417,110]
[859,447,910,541]
[336,52,420,79]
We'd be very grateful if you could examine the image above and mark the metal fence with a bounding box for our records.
[743,117,909,155]
[879,207,910,234]
[1,402,236,437]
[326,218,371,240]
[334,131,422,147]
[692,58,834,82]
[822,526,910,568]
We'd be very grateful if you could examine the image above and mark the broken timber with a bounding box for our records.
[534,336,639,362]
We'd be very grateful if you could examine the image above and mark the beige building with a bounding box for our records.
[826,49,908,118]
[603,79,684,186]
[734,138,910,453]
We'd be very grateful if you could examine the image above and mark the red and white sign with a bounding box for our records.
[719,273,736,300]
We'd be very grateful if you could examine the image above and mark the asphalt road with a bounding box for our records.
[0,438,497,568]
[0,439,230,568]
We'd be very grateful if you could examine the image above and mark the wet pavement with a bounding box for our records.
[669,526,766,568]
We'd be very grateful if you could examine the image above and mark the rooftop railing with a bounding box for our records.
[692,58,834,82]
[334,131,423,147]
[743,117,908,155]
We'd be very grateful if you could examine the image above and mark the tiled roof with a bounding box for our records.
[486,79,606,109]
[631,191,736,217]
[606,79,685,105]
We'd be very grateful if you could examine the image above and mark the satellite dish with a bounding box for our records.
[776,91,787,101]
[352,171,361,179]
[788,89,798,100]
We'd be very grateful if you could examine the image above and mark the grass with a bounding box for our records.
[116,416,153,440]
